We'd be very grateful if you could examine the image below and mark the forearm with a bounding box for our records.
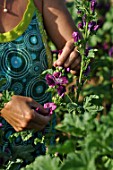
[43,0,79,49]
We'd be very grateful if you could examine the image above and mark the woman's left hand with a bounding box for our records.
[53,39,81,75]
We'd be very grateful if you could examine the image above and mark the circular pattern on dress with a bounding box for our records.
[11,82,23,95]
[30,61,42,76]
[0,72,11,91]
[10,35,26,49]
[1,48,32,79]
[0,43,7,51]
[26,77,50,104]
[40,49,48,70]
[24,30,43,51]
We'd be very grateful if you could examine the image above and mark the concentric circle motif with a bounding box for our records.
[0,43,7,51]
[40,49,48,70]
[0,72,11,91]
[30,61,42,76]
[24,30,43,51]
[26,77,50,104]
[1,48,32,79]
[10,35,26,49]
[11,82,23,95]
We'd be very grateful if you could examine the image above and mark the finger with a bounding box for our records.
[69,56,81,70]
[27,98,49,115]
[53,40,74,67]
[63,50,79,68]
[70,66,80,75]
[25,122,46,131]
[31,110,51,125]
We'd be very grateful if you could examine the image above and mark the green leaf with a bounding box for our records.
[87,49,97,59]
[21,155,60,170]
[83,95,103,114]
[12,145,34,161]
[67,103,78,113]
[49,140,75,154]
[61,151,96,170]
[56,112,85,137]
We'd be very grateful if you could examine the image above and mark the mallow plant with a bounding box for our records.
[21,1,113,170]
[0,0,113,170]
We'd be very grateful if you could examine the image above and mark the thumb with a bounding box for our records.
[29,100,49,116]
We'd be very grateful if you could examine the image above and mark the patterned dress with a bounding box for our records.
[0,0,56,168]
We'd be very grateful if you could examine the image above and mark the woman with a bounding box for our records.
[0,0,80,167]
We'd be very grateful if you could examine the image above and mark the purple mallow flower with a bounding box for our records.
[35,102,56,116]
[65,67,70,73]
[78,22,83,29]
[88,21,99,32]
[109,47,113,57]
[90,0,97,13]
[44,102,57,115]
[77,10,82,15]
[88,21,96,31]
[93,24,99,31]
[57,85,66,98]
[72,32,81,43]
[85,46,92,57]
[46,72,68,87]
[45,74,56,87]
[53,72,68,85]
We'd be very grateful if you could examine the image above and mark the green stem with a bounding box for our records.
[75,16,89,103]
[76,54,84,103]
[66,93,73,103]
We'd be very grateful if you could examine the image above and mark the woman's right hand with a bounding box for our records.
[0,95,51,132]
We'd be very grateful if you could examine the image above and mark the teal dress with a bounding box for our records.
[0,0,55,168]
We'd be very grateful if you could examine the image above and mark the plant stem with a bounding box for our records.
[66,93,73,103]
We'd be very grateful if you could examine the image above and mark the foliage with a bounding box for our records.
[0,0,112,169]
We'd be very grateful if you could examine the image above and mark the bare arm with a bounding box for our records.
[43,0,79,49]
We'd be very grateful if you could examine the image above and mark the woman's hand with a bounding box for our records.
[53,39,81,74]
[0,95,51,132]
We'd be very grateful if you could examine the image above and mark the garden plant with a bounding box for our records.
[0,0,113,170]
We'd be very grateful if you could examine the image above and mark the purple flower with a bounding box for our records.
[45,74,56,87]
[77,10,82,15]
[44,102,57,115]
[78,22,83,29]
[46,72,68,88]
[93,24,99,31]
[65,67,70,73]
[85,46,92,57]
[57,85,66,97]
[90,0,97,13]
[109,47,113,57]
[53,72,68,85]
[0,123,2,128]
[88,21,96,31]
[72,32,81,43]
